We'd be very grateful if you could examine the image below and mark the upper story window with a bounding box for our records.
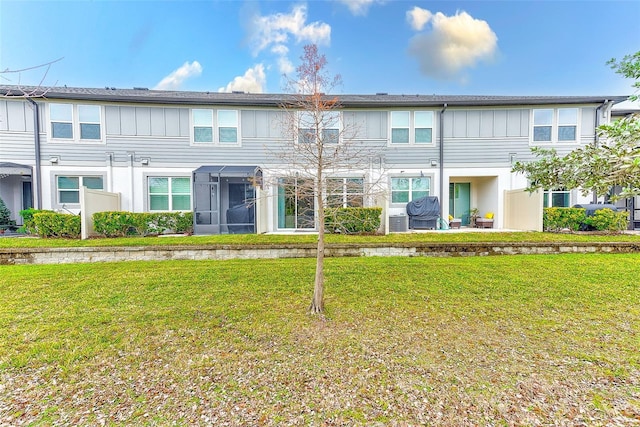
[56,175,104,204]
[218,110,238,143]
[391,111,434,144]
[192,109,239,144]
[49,104,102,142]
[297,111,340,144]
[532,108,578,143]
[193,109,213,143]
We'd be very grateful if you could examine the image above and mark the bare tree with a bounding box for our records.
[1,57,63,97]
[273,44,385,314]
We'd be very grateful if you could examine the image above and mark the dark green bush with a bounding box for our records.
[584,208,629,232]
[93,211,193,237]
[0,197,11,225]
[32,212,81,238]
[543,207,587,232]
[325,207,382,234]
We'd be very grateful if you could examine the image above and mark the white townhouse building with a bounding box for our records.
[0,85,631,233]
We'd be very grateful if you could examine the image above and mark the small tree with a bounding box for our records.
[0,197,12,225]
[274,45,384,314]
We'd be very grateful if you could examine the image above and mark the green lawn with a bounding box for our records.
[0,230,638,248]
[1,254,639,425]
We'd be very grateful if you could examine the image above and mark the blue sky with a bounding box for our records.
[1,0,639,96]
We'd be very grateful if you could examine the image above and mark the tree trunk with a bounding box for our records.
[310,230,325,314]
[310,165,325,314]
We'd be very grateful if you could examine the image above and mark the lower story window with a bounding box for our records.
[277,178,315,229]
[149,177,191,211]
[544,189,570,207]
[391,177,430,203]
[57,176,103,204]
[327,178,364,208]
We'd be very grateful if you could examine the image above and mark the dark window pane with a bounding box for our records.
[533,126,551,142]
[392,191,409,203]
[194,127,213,142]
[298,128,316,144]
[558,126,576,141]
[415,128,432,143]
[80,123,101,139]
[83,177,103,190]
[322,128,339,144]
[150,195,169,210]
[392,128,409,143]
[52,122,73,139]
[172,195,191,210]
[551,192,569,207]
[219,127,237,143]
[57,176,79,189]
[59,190,79,203]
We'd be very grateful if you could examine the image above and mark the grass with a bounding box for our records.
[0,230,638,248]
[1,254,639,425]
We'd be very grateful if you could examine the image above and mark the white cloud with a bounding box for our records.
[337,0,382,16]
[249,4,330,56]
[407,9,498,80]
[272,44,295,74]
[218,64,266,93]
[153,61,202,90]
[406,6,432,31]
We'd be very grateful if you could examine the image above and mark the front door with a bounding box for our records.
[194,182,219,234]
[449,183,471,225]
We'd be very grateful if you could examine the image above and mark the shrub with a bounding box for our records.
[584,208,629,232]
[93,211,194,237]
[20,208,54,234]
[325,207,382,234]
[543,207,587,232]
[32,212,81,238]
[0,197,11,225]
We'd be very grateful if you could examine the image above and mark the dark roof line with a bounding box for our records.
[0,85,628,107]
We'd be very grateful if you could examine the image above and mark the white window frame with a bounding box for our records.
[326,177,365,208]
[49,103,104,143]
[147,176,192,212]
[390,111,435,145]
[55,175,104,206]
[531,108,579,145]
[191,108,241,145]
[390,176,431,205]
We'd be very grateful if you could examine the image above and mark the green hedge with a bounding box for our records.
[543,208,587,232]
[93,211,193,237]
[20,209,55,234]
[544,207,628,232]
[32,212,81,238]
[324,207,382,234]
[585,208,629,232]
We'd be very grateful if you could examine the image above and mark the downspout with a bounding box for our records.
[439,103,447,222]
[26,98,42,209]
